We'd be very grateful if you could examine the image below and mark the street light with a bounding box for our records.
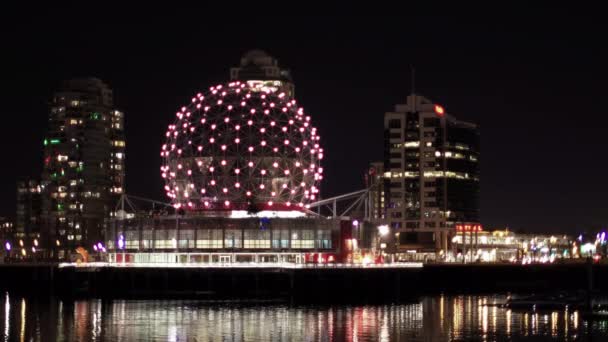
[378,225,389,236]
[4,241,11,251]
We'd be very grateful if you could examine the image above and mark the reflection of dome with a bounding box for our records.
[241,49,273,67]
[161,81,323,211]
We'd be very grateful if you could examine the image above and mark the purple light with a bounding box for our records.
[118,235,125,249]
[4,242,10,251]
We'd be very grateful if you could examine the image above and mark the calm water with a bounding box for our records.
[2,293,608,341]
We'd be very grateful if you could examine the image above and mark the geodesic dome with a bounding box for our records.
[161,81,323,211]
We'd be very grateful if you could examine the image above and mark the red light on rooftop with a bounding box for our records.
[434,105,445,116]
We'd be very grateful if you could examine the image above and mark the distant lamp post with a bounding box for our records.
[56,240,61,247]
[4,241,11,251]
[33,239,38,247]
[352,220,359,227]
[19,240,23,247]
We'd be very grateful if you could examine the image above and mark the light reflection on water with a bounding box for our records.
[1,293,608,341]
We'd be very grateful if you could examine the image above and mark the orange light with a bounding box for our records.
[434,105,445,115]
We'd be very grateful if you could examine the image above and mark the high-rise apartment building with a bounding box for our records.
[383,94,479,259]
[229,50,294,96]
[41,78,125,257]
[16,180,42,241]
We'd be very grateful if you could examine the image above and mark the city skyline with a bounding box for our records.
[3,12,607,233]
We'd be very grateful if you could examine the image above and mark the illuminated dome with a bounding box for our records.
[161,81,323,211]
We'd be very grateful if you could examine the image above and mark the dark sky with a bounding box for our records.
[2,10,607,233]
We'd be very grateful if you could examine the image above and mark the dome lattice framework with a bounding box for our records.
[161,82,323,211]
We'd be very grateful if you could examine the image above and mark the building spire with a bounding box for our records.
[410,64,416,95]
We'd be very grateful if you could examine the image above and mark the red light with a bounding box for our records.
[434,105,445,115]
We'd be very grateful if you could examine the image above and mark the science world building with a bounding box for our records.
[105,77,362,264]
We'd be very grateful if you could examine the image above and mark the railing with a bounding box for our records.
[58,261,424,269]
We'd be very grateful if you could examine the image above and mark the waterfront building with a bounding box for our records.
[450,229,574,263]
[107,75,347,264]
[382,94,480,260]
[41,78,125,258]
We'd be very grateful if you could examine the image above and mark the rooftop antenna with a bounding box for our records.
[410,64,416,95]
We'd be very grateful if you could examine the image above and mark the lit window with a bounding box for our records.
[116,153,124,159]
[404,141,420,148]
[70,100,79,107]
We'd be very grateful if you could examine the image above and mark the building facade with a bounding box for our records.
[41,78,125,257]
[367,162,386,220]
[229,50,295,96]
[16,180,42,244]
[106,215,352,264]
[383,94,480,259]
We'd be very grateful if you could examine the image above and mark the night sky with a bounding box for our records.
[2,11,607,233]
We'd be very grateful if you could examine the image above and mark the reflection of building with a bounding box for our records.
[230,49,295,96]
[16,180,42,241]
[41,78,125,257]
[383,94,480,260]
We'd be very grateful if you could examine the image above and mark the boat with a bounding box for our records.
[503,292,586,311]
